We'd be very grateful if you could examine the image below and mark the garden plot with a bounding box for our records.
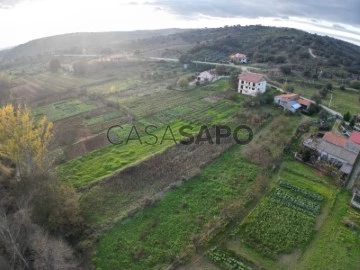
[34,99,98,122]
[237,182,324,259]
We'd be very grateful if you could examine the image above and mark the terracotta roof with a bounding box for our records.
[230,53,247,59]
[276,93,299,100]
[297,98,311,106]
[349,131,360,145]
[238,72,265,83]
[323,132,347,147]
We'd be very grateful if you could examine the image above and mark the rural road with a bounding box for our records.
[149,57,342,117]
[147,57,261,71]
[308,48,317,58]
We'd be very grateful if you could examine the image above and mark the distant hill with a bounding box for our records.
[2,29,189,59]
[3,25,360,77]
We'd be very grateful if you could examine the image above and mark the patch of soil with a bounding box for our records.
[278,249,301,265]
[64,133,110,160]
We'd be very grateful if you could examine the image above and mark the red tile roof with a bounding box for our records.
[323,132,347,147]
[230,53,247,59]
[238,72,265,83]
[276,93,299,100]
[297,98,311,106]
[349,131,360,145]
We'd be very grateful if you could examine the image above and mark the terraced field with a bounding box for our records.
[34,99,99,122]
[58,79,237,188]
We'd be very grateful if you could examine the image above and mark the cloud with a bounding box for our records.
[0,0,24,8]
[150,0,360,26]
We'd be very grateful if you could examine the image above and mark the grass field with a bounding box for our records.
[93,147,260,269]
[34,99,98,121]
[286,80,360,115]
[297,191,360,270]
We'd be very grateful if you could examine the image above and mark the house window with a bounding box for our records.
[253,83,255,86]
[241,80,244,84]
[241,85,243,89]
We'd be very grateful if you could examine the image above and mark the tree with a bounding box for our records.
[229,72,239,90]
[343,111,351,122]
[177,77,189,89]
[325,83,332,90]
[49,58,61,73]
[311,92,322,104]
[0,104,53,178]
[280,65,292,75]
[0,73,12,103]
[215,65,227,75]
[73,61,88,76]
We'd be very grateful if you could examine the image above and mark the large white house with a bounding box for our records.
[238,72,267,96]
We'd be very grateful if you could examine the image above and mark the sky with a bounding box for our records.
[0,0,359,49]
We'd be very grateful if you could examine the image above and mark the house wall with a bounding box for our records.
[238,80,266,96]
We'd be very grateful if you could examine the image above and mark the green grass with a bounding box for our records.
[88,78,141,94]
[286,80,360,115]
[58,120,196,188]
[93,147,260,269]
[34,99,98,121]
[84,110,124,126]
[297,191,360,270]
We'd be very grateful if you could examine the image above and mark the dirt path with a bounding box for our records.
[308,48,317,58]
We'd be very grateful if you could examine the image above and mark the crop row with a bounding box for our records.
[270,188,322,216]
[240,199,315,258]
[279,181,324,202]
[206,247,253,270]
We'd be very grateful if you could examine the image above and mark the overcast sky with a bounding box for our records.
[0,0,359,49]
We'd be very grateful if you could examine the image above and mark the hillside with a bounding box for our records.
[3,25,360,80]
[2,28,189,59]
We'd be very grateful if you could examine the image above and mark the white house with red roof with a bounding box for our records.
[238,72,267,96]
[230,53,248,63]
[197,70,218,83]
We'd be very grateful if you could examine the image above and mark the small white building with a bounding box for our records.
[230,53,248,64]
[238,72,267,96]
[197,70,218,83]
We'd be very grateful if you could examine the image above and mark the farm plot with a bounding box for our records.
[87,78,141,94]
[93,148,260,270]
[58,120,200,188]
[33,99,98,122]
[238,182,324,259]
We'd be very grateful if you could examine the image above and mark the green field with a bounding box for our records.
[224,159,360,270]
[286,80,360,115]
[34,99,98,121]
[58,79,241,188]
[94,147,260,269]
[240,197,317,258]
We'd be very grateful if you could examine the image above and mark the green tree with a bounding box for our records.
[343,111,351,122]
[229,72,239,90]
[215,65,227,75]
[177,77,189,89]
[49,58,61,72]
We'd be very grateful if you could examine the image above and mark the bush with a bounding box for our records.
[343,111,351,122]
[280,65,292,75]
[350,80,360,90]
[177,77,189,89]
